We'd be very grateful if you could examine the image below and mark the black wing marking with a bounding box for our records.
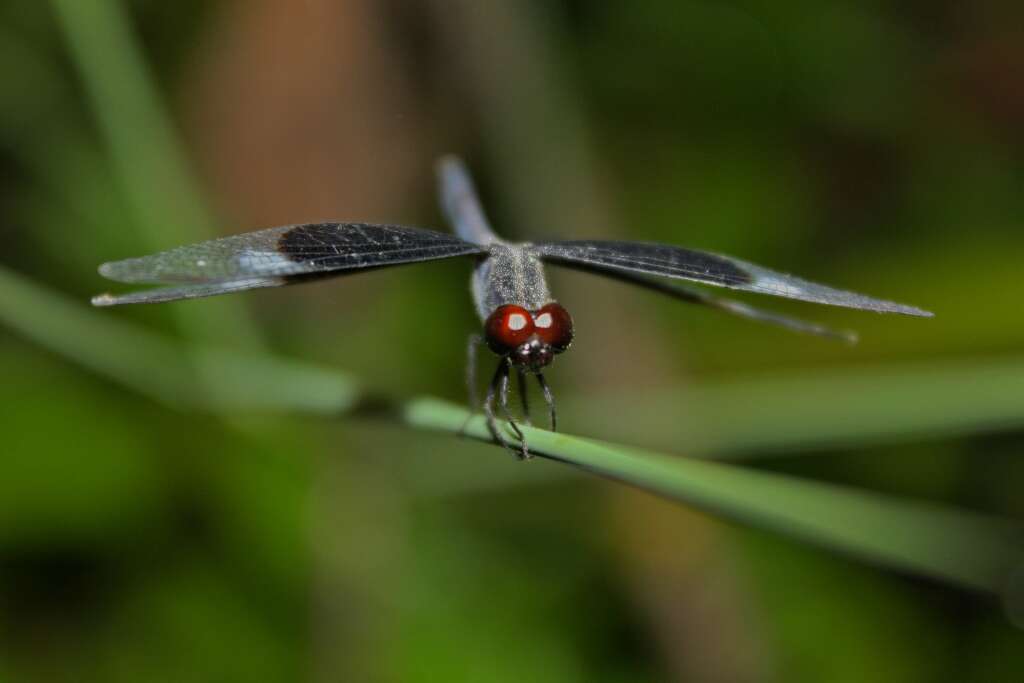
[533,240,932,317]
[98,222,485,284]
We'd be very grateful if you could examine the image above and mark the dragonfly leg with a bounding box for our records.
[535,372,557,432]
[482,361,505,444]
[483,359,526,458]
[497,360,529,459]
[516,366,532,426]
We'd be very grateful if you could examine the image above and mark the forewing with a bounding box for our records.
[534,240,932,316]
[98,222,485,284]
[92,277,284,307]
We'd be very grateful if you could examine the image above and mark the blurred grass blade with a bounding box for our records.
[50,0,210,243]
[49,0,261,347]
[194,348,359,415]
[568,359,1024,458]
[0,266,193,405]
[406,397,1023,594]
[0,266,357,413]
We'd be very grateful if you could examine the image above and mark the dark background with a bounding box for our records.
[1,1,1023,681]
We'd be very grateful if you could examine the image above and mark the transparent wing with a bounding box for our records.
[92,277,285,307]
[533,240,932,317]
[98,222,485,284]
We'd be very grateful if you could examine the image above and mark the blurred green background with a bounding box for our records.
[2,1,1023,681]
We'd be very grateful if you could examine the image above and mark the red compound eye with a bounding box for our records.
[532,303,574,351]
[485,305,535,353]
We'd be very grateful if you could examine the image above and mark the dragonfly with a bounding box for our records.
[94,155,932,458]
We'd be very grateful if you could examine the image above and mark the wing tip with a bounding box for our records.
[891,304,934,318]
[97,261,128,282]
[91,292,119,307]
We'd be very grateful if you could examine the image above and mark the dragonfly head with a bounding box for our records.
[485,302,574,372]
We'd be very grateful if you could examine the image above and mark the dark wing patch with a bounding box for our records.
[535,240,752,286]
[533,240,932,316]
[98,222,485,285]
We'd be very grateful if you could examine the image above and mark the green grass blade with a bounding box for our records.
[49,0,262,347]
[568,358,1024,458]
[405,397,1023,594]
[0,266,357,412]
[49,0,211,243]
[0,265,195,405]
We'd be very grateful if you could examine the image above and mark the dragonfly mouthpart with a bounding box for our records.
[512,337,554,372]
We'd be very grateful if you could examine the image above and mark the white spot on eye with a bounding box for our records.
[508,313,528,331]
[534,312,553,328]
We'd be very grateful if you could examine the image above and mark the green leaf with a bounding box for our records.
[566,358,1024,457]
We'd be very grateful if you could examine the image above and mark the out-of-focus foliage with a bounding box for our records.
[1,1,1022,681]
